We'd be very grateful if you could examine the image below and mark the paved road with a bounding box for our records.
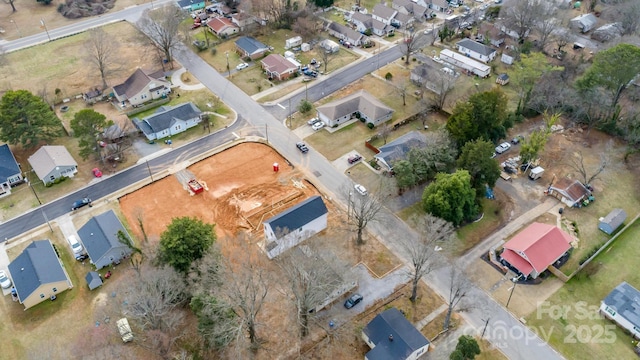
[0,6,565,359]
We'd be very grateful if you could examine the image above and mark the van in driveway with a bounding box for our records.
[67,235,84,256]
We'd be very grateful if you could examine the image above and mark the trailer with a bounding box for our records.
[529,166,544,180]
[188,179,204,194]
[117,318,134,343]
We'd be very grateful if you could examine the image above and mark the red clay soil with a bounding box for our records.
[119,142,318,241]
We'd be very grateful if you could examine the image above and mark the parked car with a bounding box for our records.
[190,22,202,30]
[311,121,325,131]
[296,142,309,153]
[92,168,103,178]
[71,197,92,211]
[495,142,511,154]
[354,184,368,196]
[307,117,321,126]
[0,270,12,289]
[344,293,363,309]
[236,62,249,70]
[348,154,362,164]
[511,135,524,144]
[67,235,84,256]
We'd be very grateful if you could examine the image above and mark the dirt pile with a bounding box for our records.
[58,0,116,19]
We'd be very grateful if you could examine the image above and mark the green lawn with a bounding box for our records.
[525,218,640,360]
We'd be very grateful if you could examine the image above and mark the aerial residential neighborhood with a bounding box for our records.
[0,0,639,359]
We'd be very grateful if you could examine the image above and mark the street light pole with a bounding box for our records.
[40,18,51,42]
[10,20,21,38]
[506,275,522,309]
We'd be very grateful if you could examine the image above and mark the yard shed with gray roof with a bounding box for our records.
[598,208,627,235]
[78,210,133,270]
[362,307,430,360]
[0,144,23,198]
[133,102,201,141]
[316,90,394,128]
[570,13,598,33]
[8,240,73,309]
[600,282,640,339]
[85,271,103,290]
[262,196,328,259]
[374,131,427,171]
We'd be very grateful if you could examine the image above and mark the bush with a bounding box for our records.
[385,72,393,80]
[367,122,374,129]
[298,99,313,114]
[210,47,217,55]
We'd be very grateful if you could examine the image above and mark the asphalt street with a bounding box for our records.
[0,5,565,359]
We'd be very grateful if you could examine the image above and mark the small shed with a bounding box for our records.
[496,73,510,86]
[598,208,627,235]
[285,36,302,49]
[301,43,311,52]
[529,166,544,180]
[85,271,103,290]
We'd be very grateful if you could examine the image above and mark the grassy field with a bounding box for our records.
[525,218,640,360]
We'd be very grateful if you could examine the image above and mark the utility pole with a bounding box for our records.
[40,18,51,42]
[225,51,230,77]
[506,275,522,309]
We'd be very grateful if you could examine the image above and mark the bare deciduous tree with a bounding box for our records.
[403,214,454,303]
[378,122,392,145]
[319,45,335,74]
[566,151,609,185]
[501,0,543,42]
[426,70,456,111]
[278,242,352,338]
[217,235,270,352]
[86,28,116,90]
[401,31,418,65]
[346,186,385,246]
[394,78,409,106]
[124,265,188,332]
[534,6,558,52]
[139,6,187,67]
[443,264,471,331]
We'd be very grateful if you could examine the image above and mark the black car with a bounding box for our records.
[296,142,309,153]
[71,197,92,211]
[344,293,363,309]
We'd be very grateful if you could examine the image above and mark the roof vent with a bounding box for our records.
[389,334,393,341]
[21,268,24,271]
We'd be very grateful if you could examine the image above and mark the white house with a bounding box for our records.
[132,102,202,141]
[372,3,398,25]
[262,196,328,259]
[316,90,394,128]
[351,12,395,37]
[28,146,78,185]
[456,38,497,63]
[600,282,640,339]
[112,69,171,107]
[362,308,430,360]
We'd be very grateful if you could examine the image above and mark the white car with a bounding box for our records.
[236,63,249,70]
[0,270,12,289]
[354,184,368,196]
[311,121,325,131]
[495,142,512,154]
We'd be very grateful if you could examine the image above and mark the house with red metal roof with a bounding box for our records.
[500,223,573,279]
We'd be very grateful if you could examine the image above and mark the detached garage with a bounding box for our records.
[598,208,627,235]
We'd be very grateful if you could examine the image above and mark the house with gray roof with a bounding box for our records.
[570,13,598,33]
[132,102,201,141]
[362,307,430,360]
[351,12,395,37]
[113,68,171,107]
[316,90,394,128]
[8,240,73,309]
[426,0,449,12]
[78,210,134,270]
[262,196,328,259]
[456,38,497,63]
[392,0,428,20]
[598,208,627,235]
[600,282,640,339]
[85,271,103,290]
[326,22,367,46]
[372,4,398,25]
[28,145,77,185]
[0,144,23,198]
[374,131,427,171]
[235,36,270,60]
[410,59,458,95]
[394,12,414,27]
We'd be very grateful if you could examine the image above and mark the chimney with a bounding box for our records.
[388,334,393,341]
